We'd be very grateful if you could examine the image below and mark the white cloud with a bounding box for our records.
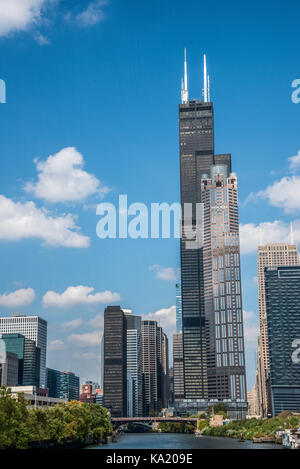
[62,318,83,330]
[88,312,104,329]
[149,265,179,282]
[0,0,50,38]
[48,339,67,351]
[67,330,101,348]
[34,31,50,45]
[25,147,109,203]
[0,288,35,307]
[144,305,176,339]
[256,176,300,213]
[75,1,107,27]
[0,195,89,248]
[288,149,300,171]
[239,219,300,255]
[42,285,120,308]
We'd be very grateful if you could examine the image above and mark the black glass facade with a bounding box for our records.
[103,306,127,417]
[265,266,300,416]
[46,367,61,398]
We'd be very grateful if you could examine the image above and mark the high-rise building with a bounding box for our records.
[124,311,143,417]
[265,266,300,416]
[0,334,40,386]
[179,51,245,405]
[103,306,127,417]
[201,167,247,401]
[59,371,80,401]
[173,332,184,402]
[142,320,158,415]
[46,368,61,398]
[175,283,182,333]
[0,341,18,386]
[0,315,47,387]
[257,242,299,416]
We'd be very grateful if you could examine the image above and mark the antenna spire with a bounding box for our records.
[181,48,189,104]
[208,74,210,102]
[203,54,208,102]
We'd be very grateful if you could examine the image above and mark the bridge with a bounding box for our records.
[111,417,198,429]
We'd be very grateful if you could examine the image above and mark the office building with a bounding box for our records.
[103,306,127,417]
[179,51,246,404]
[0,315,47,387]
[265,266,300,416]
[124,311,143,417]
[157,327,169,410]
[0,342,18,386]
[201,167,247,401]
[142,320,158,415]
[46,367,61,399]
[59,371,80,401]
[173,332,184,401]
[10,386,64,407]
[0,334,40,386]
[247,382,259,416]
[257,242,299,416]
[175,283,182,333]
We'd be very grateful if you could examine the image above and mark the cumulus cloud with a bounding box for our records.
[62,318,83,330]
[42,285,120,308]
[88,312,103,329]
[0,195,89,248]
[239,219,300,255]
[25,147,109,203]
[0,0,50,38]
[288,149,300,172]
[75,1,108,27]
[0,288,35,307]
[48,339,67,351]
[67,330,101,348]
[149,265,179,282]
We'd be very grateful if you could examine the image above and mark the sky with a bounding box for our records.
[0,0,300,388]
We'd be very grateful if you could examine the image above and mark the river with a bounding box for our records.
[88,433,282,449]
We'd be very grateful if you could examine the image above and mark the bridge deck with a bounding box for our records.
[111,417,197,423]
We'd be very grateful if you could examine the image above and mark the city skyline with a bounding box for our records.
[0,0,300,387]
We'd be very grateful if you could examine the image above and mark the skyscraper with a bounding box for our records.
[201,168,247,401]
[103,306,127,417]
[0,340,18,387]
[124,310,143,417]
[142,320,158,415]
[257,242,299,416]
[0,315,47,387]
[0,333,40,386]
[265,266,300,416]
[179,51,246,406]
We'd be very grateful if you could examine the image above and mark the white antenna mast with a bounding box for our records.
[203,54,208,102]
[207,74,210,102]
[181,48,189,104]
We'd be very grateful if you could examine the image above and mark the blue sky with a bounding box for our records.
[0,0,299,387]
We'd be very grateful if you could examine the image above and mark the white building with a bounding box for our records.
[0,315,47,388]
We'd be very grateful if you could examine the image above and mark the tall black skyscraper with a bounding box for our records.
[265,266,300,416]
[179,51,246,405]
[103,306,127,417]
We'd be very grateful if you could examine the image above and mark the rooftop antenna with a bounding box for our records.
[181,48,189,104]
[290,222,295,244]
[207,74,210,102]
[203,54,208,102]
